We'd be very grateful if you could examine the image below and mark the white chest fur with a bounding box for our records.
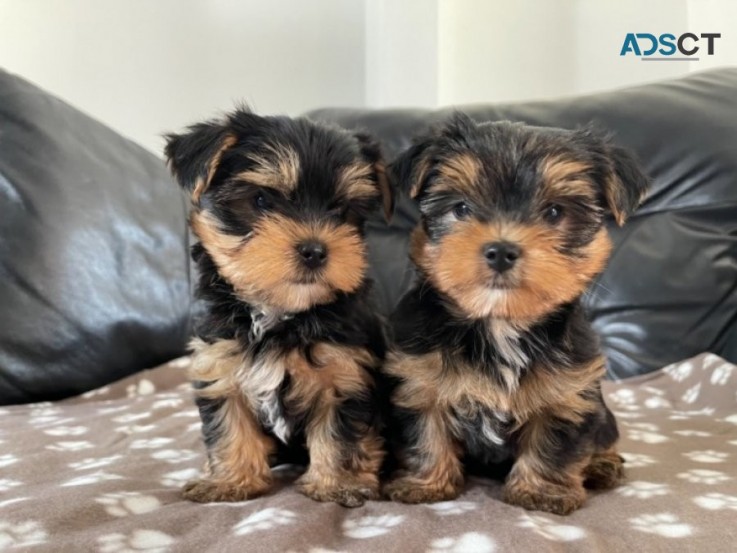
[240,354,291,443]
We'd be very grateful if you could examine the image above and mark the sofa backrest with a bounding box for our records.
[308,68,737,379]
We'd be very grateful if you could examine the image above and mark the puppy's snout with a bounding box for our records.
[483,241,520,273]
[297,240,328,270]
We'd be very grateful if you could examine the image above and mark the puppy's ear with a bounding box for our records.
[575,128,649,226]
[354,132,394,222]
[602,144,649,226]
[391,113,475,200]
[164,120,236,204]
[389,139,432,200]
[439,111,476,142]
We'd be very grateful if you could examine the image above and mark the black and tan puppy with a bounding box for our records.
[165,108,392,507]
[384,114,648,515]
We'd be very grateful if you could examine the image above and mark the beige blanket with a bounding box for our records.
[1,353,736,552]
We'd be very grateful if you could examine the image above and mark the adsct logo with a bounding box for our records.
[620,33,721,61]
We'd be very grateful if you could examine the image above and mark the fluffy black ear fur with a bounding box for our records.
[574,128,650,226]
[389,139,432,200]
[354,132,394,222]
[390,112,477,200]
[164,119,234,203]
[603,143,650,225]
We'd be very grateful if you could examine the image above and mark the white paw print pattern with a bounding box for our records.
[187,422,202,433]
[0,520,48,548]
[160,468,199,488]
[43,425,88,436]
[0,454,18,468]
[517,513,586,541]
[69,455,124,471]
[130,438,174,449]
[640,386,673,408]
[172,410,200,419]
[46,441,94,452]
[621,452,658,468]
[429,532,496,553]
[624,422,669,444]
[710,363,734,385]
[126,379,156,398]
[61,471,124,487]
[644,396,672,409]
[98,405,131,416]
[116,424,157,435]
[681,383,702,404]
[629,513,693,538]
[607,389,639,411]
[0,478,22,492]
[97,530,174,553]
[152,398,183,410]
[113,412,152,423]
[677,469,731,485]
[233,508,297,536]
[28,403,61,421]
[664,360,693,382]
[151,449,199,464]
[683,450,729,463]
[673,430,711,437]
[616,481,670,499]
[670,407,714,421]
[693,492,737,511]
[725,414,737,425]
[96,492,161,517]
[427,500,478,516]
[343,514,405,539]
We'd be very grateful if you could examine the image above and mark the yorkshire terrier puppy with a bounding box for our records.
[165,108,392,507]
[384,114,648,515]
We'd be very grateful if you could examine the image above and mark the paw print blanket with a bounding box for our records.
[1,353,736,552]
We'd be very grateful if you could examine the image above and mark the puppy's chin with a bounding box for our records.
[241,281,336,313]
[445,280,587,324]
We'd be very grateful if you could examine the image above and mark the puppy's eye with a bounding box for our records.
[254,191,270,211]
[453,202,471,219]
[544,204,564,224]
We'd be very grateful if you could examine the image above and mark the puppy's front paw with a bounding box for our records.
[182,478,270,503]
[297,475,379,508]
[584,451,625,490]
[503,480,586,515]
[383,476,462,504]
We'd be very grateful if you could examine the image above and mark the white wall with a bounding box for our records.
[438,0,578,105]
[0,0,366,154]
[373,0,737,107]
[1,0,735,153]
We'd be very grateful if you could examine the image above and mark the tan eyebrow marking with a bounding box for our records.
[540,157,595,198]
[235,143,300,192]
[428,153,482,194]
[337,162,378,200]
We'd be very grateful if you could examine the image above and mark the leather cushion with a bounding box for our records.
[0,69,192,404]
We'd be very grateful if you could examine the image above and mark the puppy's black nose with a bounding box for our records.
[483,241,520,273]
[297,240,327,270]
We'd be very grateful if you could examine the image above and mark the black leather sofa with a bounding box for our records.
[1,67,736,405]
